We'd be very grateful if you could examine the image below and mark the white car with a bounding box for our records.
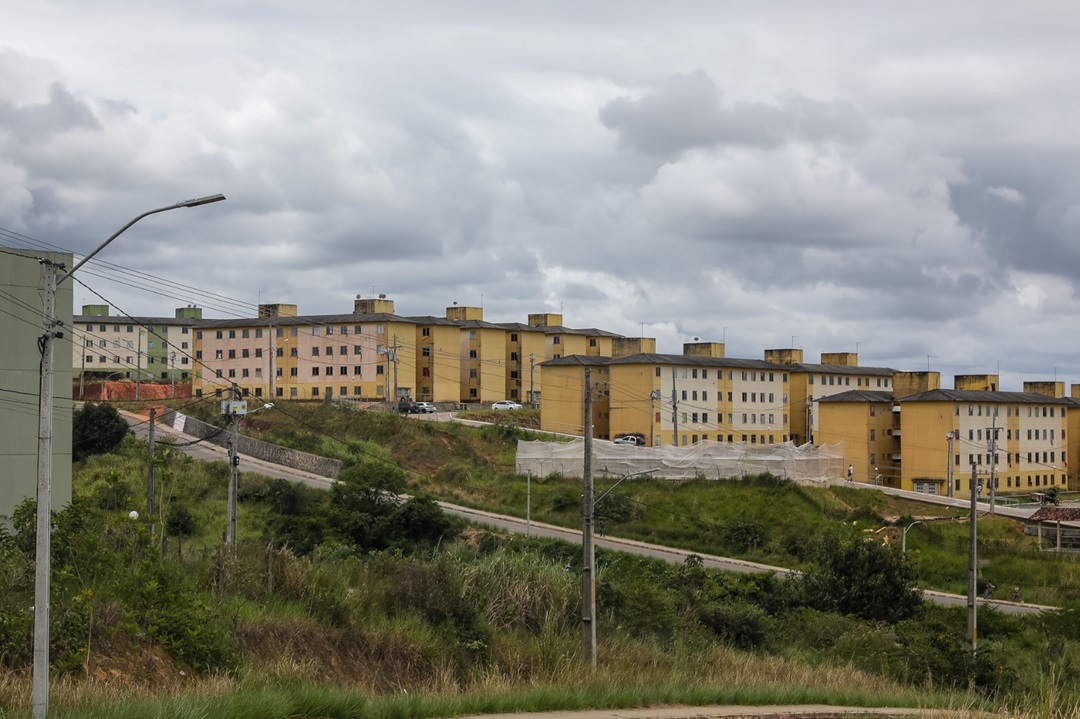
[613,436,643,446]
[414,402,437,413]
[492,400,523,410]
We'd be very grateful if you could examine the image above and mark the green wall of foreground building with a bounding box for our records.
[0,249,73,519]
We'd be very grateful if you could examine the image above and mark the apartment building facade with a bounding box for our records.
[73,305,200,384]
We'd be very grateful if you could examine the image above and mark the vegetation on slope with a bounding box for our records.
[5,399,1080,716]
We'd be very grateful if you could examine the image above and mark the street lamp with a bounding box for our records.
[902,520,922,555]
[100,371,128,401]
[34,193,225,719]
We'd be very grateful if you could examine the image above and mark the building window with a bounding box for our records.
[312,367,320,376]
[312,347,320,356]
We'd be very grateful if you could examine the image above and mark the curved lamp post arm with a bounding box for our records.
[59,194,225,283]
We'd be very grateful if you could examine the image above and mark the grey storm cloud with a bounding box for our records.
[0,82,100,143]
[598,71,868,156]
[5,2,1080,388]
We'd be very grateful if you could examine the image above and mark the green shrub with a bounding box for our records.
[73,402,131,461]
[700,601,772,650]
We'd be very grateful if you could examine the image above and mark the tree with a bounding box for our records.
[72,402,130,461]
[796,528,922,624]
[165,505,196,558]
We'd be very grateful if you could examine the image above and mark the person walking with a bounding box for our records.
[1010,586,1021,603]
[598,518,605,537]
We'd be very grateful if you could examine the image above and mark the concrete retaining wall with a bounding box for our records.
[160,409,343,479]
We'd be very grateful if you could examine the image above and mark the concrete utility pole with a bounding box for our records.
[671,367,679,447]
[392,334,400,402]
[581,366,596,669]
[147,408,156,538]
[32,193,225,719]
[529,353,536,408]
[967,463,979,655]
[225,384,243,550]
[946,432,955,498]
[988,413,998,516]
[135,328,143,400]
[170,352,176,398]
[649,389,661,446]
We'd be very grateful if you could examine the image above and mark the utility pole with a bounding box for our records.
[136,328,143,400]
[967,463,979,655]
[946,432,955,498]
[31,193,225,719]
[392,334,400,402]
[988,413,998,516]
[671,368,679,447]
[147,408,156,538]
[267,322,274,400]
[581,366,596,669]
[32,260,60,719]
[529,353,536,408]
[224,384,244,550]
[649,389,660,446]
[79,348,85,401]
[170,352,176,399]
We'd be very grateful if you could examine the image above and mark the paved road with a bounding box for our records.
[121,410,1051,615]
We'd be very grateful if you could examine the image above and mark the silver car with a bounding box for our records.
[492,400,523,410]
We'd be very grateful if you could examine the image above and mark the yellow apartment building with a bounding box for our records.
[898,381,1069,497]
[816,390,899,485]
[537,356,611,436]
[495,323,548,405]
[761,350,896,445]
[542,347,796,447]
[445,306,509,404]
[410,317,463,403]
[1068,387,1080,491]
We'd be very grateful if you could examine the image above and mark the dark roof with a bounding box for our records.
[404,315,464,327]
[608,353,784,370]
[791,362,895,376]
[76,315,196,326]
[492,322,548,333]
[817,390,895,403]
[539,355,613,367]
[899,389,1071,405]
[194,312,413,328]
[1029,507,1080,522]
[539,325,624,338]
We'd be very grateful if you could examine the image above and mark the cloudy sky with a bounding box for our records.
[4,1,1080,390]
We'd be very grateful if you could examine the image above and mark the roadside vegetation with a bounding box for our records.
[172,398,1080,606]
[3,399,1080,716]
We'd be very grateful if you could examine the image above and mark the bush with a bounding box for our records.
[796,528,922,624]
[700,601,772,650]
[73,402,131,461]
[722,516,769,553]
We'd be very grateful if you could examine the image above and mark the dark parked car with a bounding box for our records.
[397,401,421,414]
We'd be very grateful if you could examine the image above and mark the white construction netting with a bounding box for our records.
[515,439,845,484]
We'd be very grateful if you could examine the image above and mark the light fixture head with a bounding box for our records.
[181,193,226,208]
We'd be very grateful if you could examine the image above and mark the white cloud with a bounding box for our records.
[985,185,1026,206]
